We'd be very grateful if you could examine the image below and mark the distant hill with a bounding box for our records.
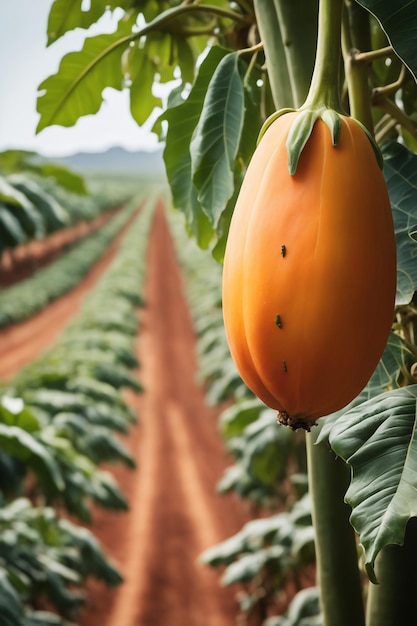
[53,146,165,175]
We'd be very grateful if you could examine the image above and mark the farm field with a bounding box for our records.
[0,192,251,625]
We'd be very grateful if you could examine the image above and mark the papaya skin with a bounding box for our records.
[222,112,396,430]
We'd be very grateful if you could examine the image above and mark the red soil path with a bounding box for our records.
[1,199,250,625]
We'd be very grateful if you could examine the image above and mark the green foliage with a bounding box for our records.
[264,587,322,626]
[329,385,417,582]
[0,150,87,195]
[0,197,154,620]
[37,15,137,132]
[46,0,112,46]
[383,142,417,304]
[0,201,137,328]
[34,1,417,624]
[201,494,315,616]
[356,0,417,81]
[0,497,121,622]
[190,52,244,224]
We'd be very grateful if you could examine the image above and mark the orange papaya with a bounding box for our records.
[222,112,396,430]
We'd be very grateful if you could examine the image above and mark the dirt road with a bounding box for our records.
[79,201,249,626]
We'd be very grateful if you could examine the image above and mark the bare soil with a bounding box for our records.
[1,199,250,625]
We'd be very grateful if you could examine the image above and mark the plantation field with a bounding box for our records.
[79,200,250,626]
[1,194,251,625]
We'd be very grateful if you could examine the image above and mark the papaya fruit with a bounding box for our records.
[222,111,396,430]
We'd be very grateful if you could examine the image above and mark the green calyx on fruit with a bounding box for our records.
[259,106,383,177]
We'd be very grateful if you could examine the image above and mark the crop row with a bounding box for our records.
[168,209,318,623]
[0,195,156,624]
[0,196,142,328]
[0,149,139,256]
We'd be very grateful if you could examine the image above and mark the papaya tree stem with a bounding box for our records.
[341,4,375,134]
[306,430,365,626]
[366,519,417,626]
[272,0,319,108]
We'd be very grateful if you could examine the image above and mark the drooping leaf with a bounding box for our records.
[127,41,161,126]
[0,176,31,207]
[0,424,64,492]
[160,45,230,246]
[37,16,136,132]
[356,0,417,81]
[265,587,321,626]
[329,385,417,581]
[383,141,417,304]
[0,568,24,625]
[0,206,27,249]
[9,175,70,232]
[221,547,285,585]
[46,0,110,45]
[36,163,88,195]
[220,397,265,439]
[0,150,87,195]
[190,51,245,226]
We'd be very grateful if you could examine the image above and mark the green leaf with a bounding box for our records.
[190,51,245,226]
[37,16,135,132]
[243,411,294,486]
[0,206,27,248]
[0,150,87,195]
[383,141,417,304]
[47,0,109,45]
[160,45,229,246]
[0,568,24,625]
[9,175,70,232]
[329,385,417,580]
[0,176,30,207]
[266,587,321,626]
[0,424,64,492]
[220,398,265,439]
[0,399,40,433]
[127,42,161,126]
[356,0,417,80]
[36,163,87,195]
[222,547,284,585]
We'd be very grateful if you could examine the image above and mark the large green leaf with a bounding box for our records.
[9,176,70,232]
[357,0,417,80]
[47,0,109,45]
[190,51,245,227]
[0,424,64,492]
[161,46,229,247]
[36,16,135,132]
[36,163,87,195]
[0,206,27,249]
[0,176,30,207]
[0,569,24,625]
[383,141,417,304]
[329,385,417,581]
[127,42,161,126]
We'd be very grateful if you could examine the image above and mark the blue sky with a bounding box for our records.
[0,1,160,156]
